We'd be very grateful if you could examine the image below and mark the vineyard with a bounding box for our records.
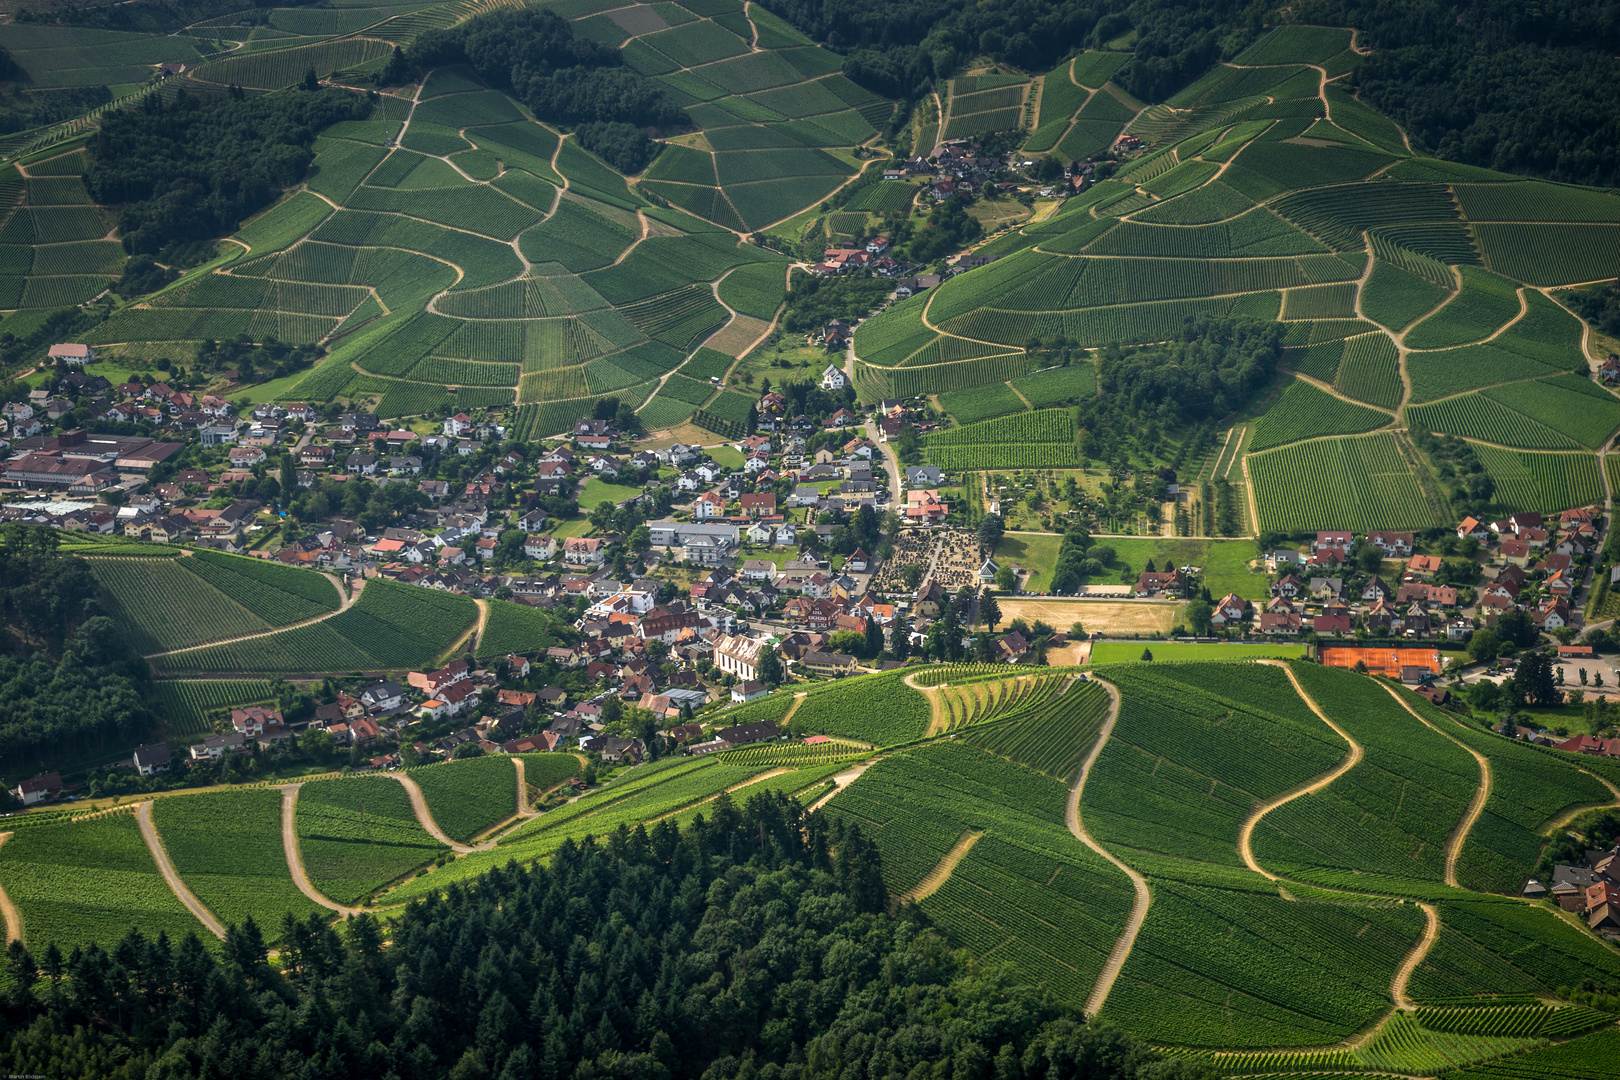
[91,558,271,654]
[1409,696,1612,894]
[931,671,1071,733]
[295,777,448,904]
[1250,664,1479,886]
[1084,664,1346,867]
[151,788,323,937]
[475,599,570,659]
[153,578,476,674]
[407,756,520,842]
[387,759,782,901]
[925,409,1079,470]
[1246,379,1390,451]
[152,679,281,737]
[1248,433,1438,533]
[787,671,932,745]
[961,678,1110,777]
[1412,898,1620,1001]
[1471,446,1604,516]
[822,741,1137,1004]
[16,21,1620,1066]
[1100,878,1427,1047]
[0,812,208,954]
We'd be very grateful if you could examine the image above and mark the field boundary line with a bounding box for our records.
[279,783,364,916]
[1238,451,1260,538]
[905,671,949,735]
[1237,660,1364,880]
[470,758,560,844]
[645,766,793,825]
[1390,901,1440,1011]
[434,598,487,668]
[780,691,809,726]
[390,773,477,854]
[142,571,356,660]
[136,800,227,941]
[1538,762,1620,835]
[0,833,21,944]
[1287,370,1396,415]
[1066,677,1150,1018]
[1396,263,1463,347]
[805,757,879,813]
[1378,684,1489,889]
[898,829,983,905]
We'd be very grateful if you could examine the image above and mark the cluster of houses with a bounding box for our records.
[1454,509,1596,632]
[1525,843,1620,935]
[1130,516,1596,641]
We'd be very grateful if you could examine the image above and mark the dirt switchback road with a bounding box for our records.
[279,784,363,917]
[1237,661,1364,880]
[1065,678,1150,1018]
[136,801,227,940]
[0,833,21,944]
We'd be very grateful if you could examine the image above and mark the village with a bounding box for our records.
[3,337,1616,820]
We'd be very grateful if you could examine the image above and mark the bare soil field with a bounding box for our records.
[996,598,1182,636]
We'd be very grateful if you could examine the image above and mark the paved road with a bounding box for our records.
[865,417,903,505]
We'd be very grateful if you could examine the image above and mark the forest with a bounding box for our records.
[0,526,155,773]
[86,85,372,258]
[0,792,1210,1080]
[1094,315,1286,428]
[384,9,679,169]
[764,0,1620,185]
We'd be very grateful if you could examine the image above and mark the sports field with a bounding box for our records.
[1319,644,1442,677]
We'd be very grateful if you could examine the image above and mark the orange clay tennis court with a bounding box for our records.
[1318,646,1441,678]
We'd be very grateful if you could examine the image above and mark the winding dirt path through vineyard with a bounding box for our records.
[391,773,478,854]
[0,834,22,944]
[1064,677,1150,1018]
[137,801,227,940]
[1389,903,1441,1010]
[1237,661,1364,880]
[144,575,361,660]
[898,830,983,905]
[279,784,365,917]
[1377,685,1490,890]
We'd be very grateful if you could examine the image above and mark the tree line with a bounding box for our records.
[87,84,372,260]
[0,790,1213,1080]
[0,525,155,778]
[1093,315,1286,430]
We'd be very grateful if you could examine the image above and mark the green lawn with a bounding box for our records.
[1089,641,1308,664]
[1092,537,1270,600]
[577,478,643,509]
[996,532,1062,591]
[1518,702,1602,736]
[997,534,1268,596]
[551,517,595,538]
[707,446,745,470]
[732,341,829,393]
[235,368,315,405]
[737,548,797,568]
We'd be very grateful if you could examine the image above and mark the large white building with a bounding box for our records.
[714,633,767,682]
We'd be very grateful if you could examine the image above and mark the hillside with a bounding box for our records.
[0,11,1616,502]
[0,0,889,440]
[3,659,1620,1074]
[853,26,1620,537]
